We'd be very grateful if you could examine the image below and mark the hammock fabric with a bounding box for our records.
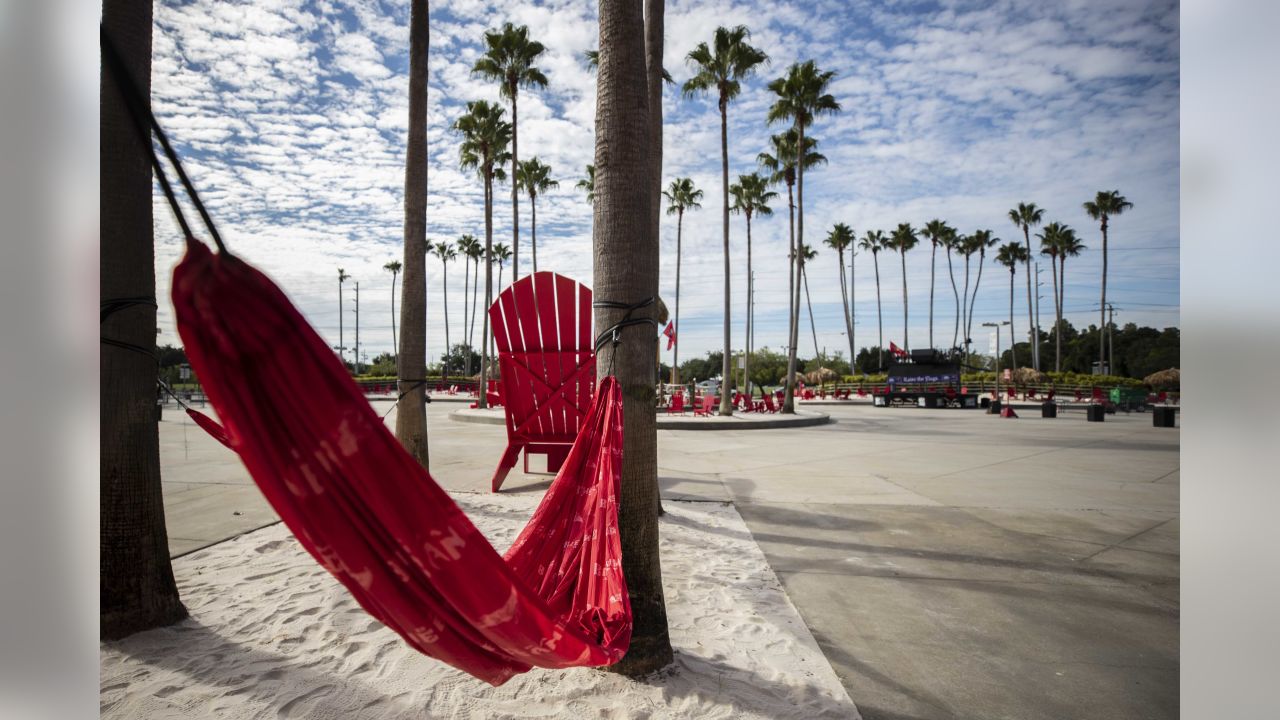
[172,240,630,685]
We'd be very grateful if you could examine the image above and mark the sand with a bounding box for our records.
[101,496,860,719]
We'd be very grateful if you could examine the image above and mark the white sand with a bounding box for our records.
[101,497,860,719]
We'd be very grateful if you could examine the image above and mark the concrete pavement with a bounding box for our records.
[158,398,1178,720]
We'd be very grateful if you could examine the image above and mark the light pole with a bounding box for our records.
[983,320,1011,416]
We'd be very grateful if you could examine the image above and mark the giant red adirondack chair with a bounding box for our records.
[488,272,596,492]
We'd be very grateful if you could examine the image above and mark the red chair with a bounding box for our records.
[694,395,716,417]
[1091,386,1104,402]
[1027,388,1038,399]
[667,393,686,414]
[1006,387,1015,399]
[1074,389,1085,403]
[487,272,596,492]
[761,393,779,413]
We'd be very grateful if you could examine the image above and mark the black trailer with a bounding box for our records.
[874,349,978,409]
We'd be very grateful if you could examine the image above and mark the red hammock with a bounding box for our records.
[171,241,630,686]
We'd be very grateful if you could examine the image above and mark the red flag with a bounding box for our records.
[663,322,676,350]
[889,341,908,358]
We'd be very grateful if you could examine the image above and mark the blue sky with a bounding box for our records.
[150,0,1179,366]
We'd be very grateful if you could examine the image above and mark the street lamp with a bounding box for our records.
[982,321,1011,416]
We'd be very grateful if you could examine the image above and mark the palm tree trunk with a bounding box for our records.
[928,242,936,348]
[479,175,493,408]
[396,0,429,464]
[961,254,971,357]
[510,90,520,283]
[718,100,732,416]
[465,249,476,371]
[1058,256,1066,372]
[744,213,753,396]
[595,0,672,674]
[469,253,479,367]
[968,249,988,344]
[101,0,187,638]
[339,279,344,366]
[1009,268,1017,371]
[786,180,796,374]
[900,250,909,352]
[946,246,959,350]
[804,264,819,357]
[850,248,857,369]
[1022,226,1035,370]
[1099,217,1108,371]
[674,210,682,384]
[784,122,806,414]
[839,247,854,372]
[530,195,538,273]
[874,253,883,368]
[1049,254,1060,372]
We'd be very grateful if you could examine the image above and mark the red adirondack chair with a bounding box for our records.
[761,393,779,413]
[694,395,716,417]
[667,393,686,414]
[487,272,596,492]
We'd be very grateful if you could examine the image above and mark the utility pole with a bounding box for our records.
[353,281,360,375]
[338,268,349,367]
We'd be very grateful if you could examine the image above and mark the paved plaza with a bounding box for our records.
[159,398,1178,720]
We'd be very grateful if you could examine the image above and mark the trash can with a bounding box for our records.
[1087,404,1106,422]
[1041,402,1057,418]
[918,396,939,409]
[979,397,991,409]
[987,400,1002,414]
[1153,406,1177,428]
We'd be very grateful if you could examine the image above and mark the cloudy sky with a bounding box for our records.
[150,0,1179,366]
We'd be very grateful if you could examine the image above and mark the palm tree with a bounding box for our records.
[995,242,1029,371]
[1056,228,1086,360]
[101,0,186,637]
[472,23,547,284]
[494,242,512,290]
[939,224,961,349]
[662,177,703,384]
[859,230,886,369]
[767,60,840,413]
[729,172,776,395]
[576,164,596,204]
[594,0,671,675]
[966,229,998,347]
[956,234,976,355]
[683,25,768,416]
[1083,190,1133,371]
[1008,202,1045,369]
[888,223,918,352]
[1037,222,1063,371]
[921,219,950,349]
[430,241,456,381]
[337,267,350,365]
[799,242,820,357]
[455,100,512,407]
[758,129,826,377]
[515,157,558,274]
[394,0,430,464]
[824,223,856,368]
[456,234,481,375]
[381,258,401,356]
[384,261,402,359]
